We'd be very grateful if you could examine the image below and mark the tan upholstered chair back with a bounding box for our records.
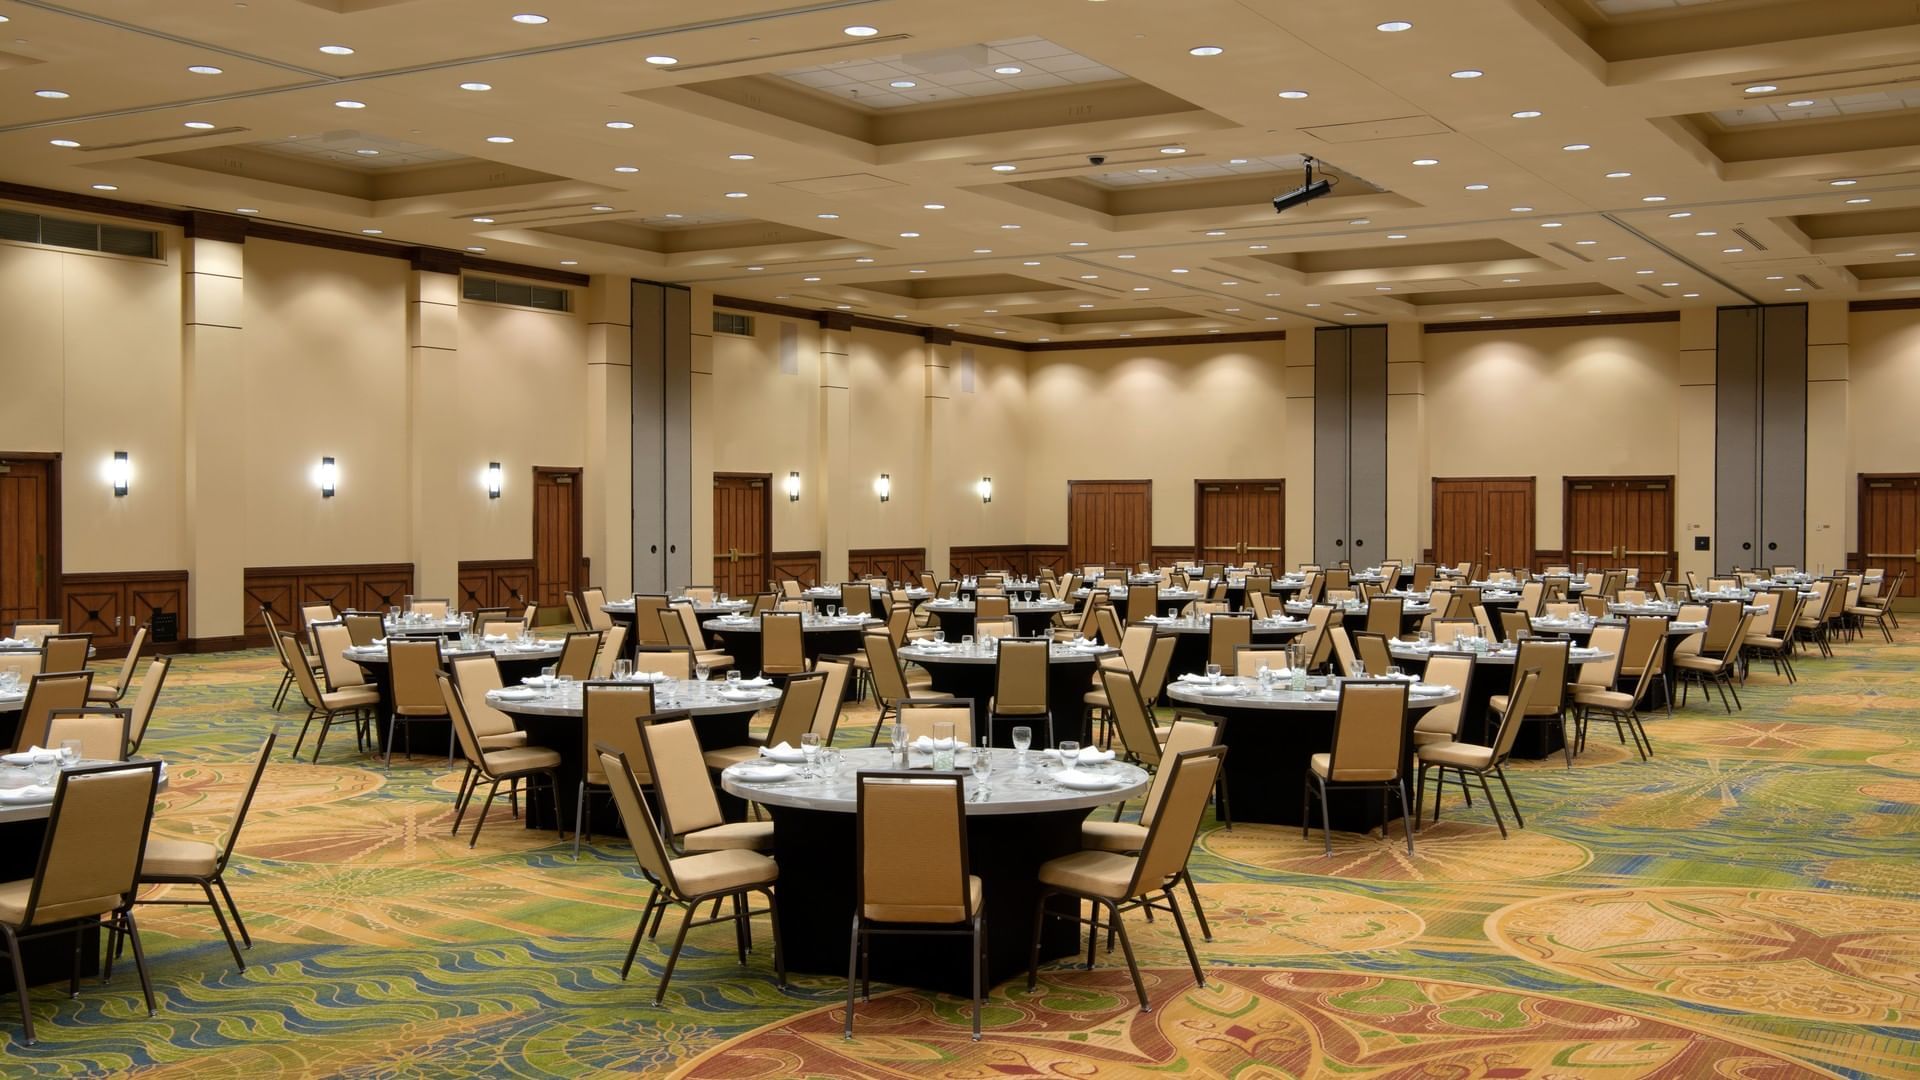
[1354,632,1393,676]
[974,617,1016,640]
[976,594,1010,620]
[581,587,613,631]
[811,657,851,739]
[1136,632,1176,699]
[24,761,159,926]
[864,632,912,704]
[1093,606,1125,649]
[438,674,490,769]
[1328,626,1359,677]
[390,639,447,716]
[0,651,42,680]
[43,633,90,674]
[885,604,911,645]
[781,580,803,599]
[1126,584,1159,625]
[1208,614,1252,669]
[598,748,676,885]
[761,613,806,675]
[1701,600,1745,655]
[1410,564,1436,591]
[633,595,671,645]
[16,671,93,752]
[1490,670,1543,759]
[299,603,336,628]
[280,632,328,710]
[125,656,171,751]
[556,631,601,681]
[1577,625,1626,686]
[1233,646,1289,676]
[448,653,517,740]
[312,622,365,690]
[1117,623,1152,672]
[1543,601,1579,619]
[1142,719,1221,825]
[1418,654,1474,737]
[899,699,973,743]
[583,682,656,786]
[1508,639,1569,717]
[1518,581,1544,615]
[1617,588,1648,605]
[684,585,716,605]
[857,774,972,924]
[841,583,874,618]
[1327,682,1408,782]
[46,709,130,761]
[1102,665,1160,765]
[409,598,450,619]
[341,613,382,647]
[99,626,148,699]
[1498,608,1533,642]
[633,646,693,680]
[591,625,628,679]
[1365,597,1403,637]
[993,638,1049,715]
[1130,747,1225,892]
[1618,615,1666,677]
[478,617,522,637]
[767,671,828,748]
[637,716,721,837]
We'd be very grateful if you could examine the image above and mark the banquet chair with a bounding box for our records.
[85,626,147,705]
[749,593,777,618]
[281,631,375,762]
[1431,617,1477,644]
[937,580,962,600]
[262,608,311,710]
[520,603,540,632]
[571,682,659,858]
[580,586,614,631]
[638,713,773,857]
[701,671,827,770]
[130,731,275,972]
[1052,593,1105,641]
[471,606,509,628]
[1304,681,1414,856]
[841,583,875,620]
[662,603,734,670]
[1617,588,1648,605]
[759,612,808,678]
[847,772,983,1040]
[974,616,1016,640]
[117,656,171,755]
[1518,581,1544,615]
[632,646,694,679]
[477,615,522,637]
[1541,601,1579,620]
[0,651,40,682]
[44,708,130,761]
[1580,594,1609,619]
[1746,591,1804,682]
[386,638,453,769]
[1300,571,1325,603]
[599,746,782,1006]
[1029,746,1223,1012]
[298,603,336,629]
[1323,568,1352,593]
[1085,624,1153,743]
[42,633,90,674]
[1208,613,1252,671]
[1092,605,1126,651]
[631,596,671,646]
[1247,589,1274,619]
[863,632,943,741]
[1416,671,1541,838]
[1365,597,1403,637]
[1104,668,1230,827]
[12,671,94,753]
[1354,632,1394,677]
[1572,625,1657,760]
[975,593,1011,621]
[446,654,533,821]
[1498,608,1533,641]
[1411,654,1474,748]
[989,638,1052,747]
[1674,603,1753,713]
[1794,579,1839,657]
[1543,576,1571,602]
[1491,640,1572,767]
[1410,563,1437,592]
[310,620,371,720]
[1192,600,1230,618]
[897,698,975,743]
[1245,574,1271,603]
[684,585,717,605]
[589,625,629,680]
[0,760,161,1044]
[9,620,59,646]
[1848,571,1902,643]
[550,630,600,682]
[780,580,804,600]
[1233,645,1291,676]
[564,592,588,629]
[810,655,852,742]
[341,612,383,647]
[440,675,563,848]
[1328,626,1361,677]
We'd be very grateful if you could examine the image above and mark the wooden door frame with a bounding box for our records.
[1561,474,1677,565]
[1068,479,1153,567]
[1429,475,1535,565]
[531,466,584,595]
[712,471,773,592]
[1192,478,1285,565]
[0,452,62,622]
[1858,473,1920,590]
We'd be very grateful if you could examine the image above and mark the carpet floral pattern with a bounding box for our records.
[3,626,1918,1077]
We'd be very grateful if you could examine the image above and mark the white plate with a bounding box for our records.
[0,749,58,766]
[1192,683,1246,696]
[730,763,797,783]
[1053,769,1125,791]
[491,688,540,701]
[1411,683,1452,695]
[718,689,771,703]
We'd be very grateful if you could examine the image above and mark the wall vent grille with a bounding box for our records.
[713,312,756,336]
[462,275,571,311]
[0,208,160,259]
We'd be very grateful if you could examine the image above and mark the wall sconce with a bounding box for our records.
[486,461,502,499]
[318,456,337,498]
[784,471,801,502]
[978,476,993,504]
[109,451,130,497]
[874,473,891,502]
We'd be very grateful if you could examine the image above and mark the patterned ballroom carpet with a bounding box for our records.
[6,625,1920,1077]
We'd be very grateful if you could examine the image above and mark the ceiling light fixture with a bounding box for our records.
[1642,195,1668,202]
[645,55,677,66]
[899,231,920,238]
[1744,84,1777,93]
[361,228,383,235]
[803,276,821,282]
[1511,110,1541,118]
[614,165,639,173]
[973,248,992,254]
[843,25,878,36]
[991,163,1016,172]
[1000,223,1020,229]
[1722,247,1744,253]
[486,135,514,143]
[49,139,79,148]
[91,183,117,191]
[1846,197,1871,204]
[34,89,69,99]
[333,99,366,109]
[1205,230,1226,237]
[922,203,945,210]
[472,216,494,223]
[817,213,839,219]
[1576,240,1597,245]
[1376,21,1413,32]
[460,82,492,91]
[728,153,755,160]
[590,205,613,212]
[1668,211,1692,218]
[319,44,354,55]
[1450,69,1483,79]
[187,65,223,75]
[1683,292,1700,297]
[1562,143,1590,151]
[1464,183,1489,191]
[1605,171,1631,178]
[560,260,578,266]
[1510,205,1533,212]
[1068,241,1090,247]
[1189,46,1223,56]
[1661,281,1679,287]
[724,191,748,198]
[511,13,548,24]
[1386,233,1408,239]
[605,121,633,130]
[889,80,916,88]
[1830,178,1858,186]
[1278,90,1309,99]
[1412,158,1439,166]
[184,121,215,129]
[1160,147,1187,154]
[995,66,1022,74]
[1541,221,1563,228]
[235,207,259,214]
[466,246,486,253]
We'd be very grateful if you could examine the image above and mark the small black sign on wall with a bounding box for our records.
[150,613,179,643]
[1694,536,1711,552]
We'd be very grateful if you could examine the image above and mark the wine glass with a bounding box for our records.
[889,723,907,760]
[614,658,633,680]
[800,732,821,777]
[1012,725,1032,766]
[971,742,994,799]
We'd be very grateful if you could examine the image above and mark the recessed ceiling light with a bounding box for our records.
[922,203,945,210]
[355,148,379,156]
[817,213,839,219]
[1229,158,1250,165]
[1765,275,1785,280]
[1830,178,1858,186]
[1605,171,1631,178]
[724,191,748,198]
[973,248,992,254]
[746,265,765,271]
[614,165,639,173]
[1479,315,1494,320]
[889,80,916,88]
[1722,247,1744,253]
[1349,218,1371,225]
[993,330,1006,335]
[1450,69,1483,79]
[1377,21,1413,32]
[662,213,683,219]
[1607,255,1626,260]
[1588,309,1603,314]
[728,153,755,160]
[1160,147,1187,154]
[899,231,920,238]
[995,66,1022,75]
[1136,168,1160,175]
[461,82,492,91]
[1897,251,1917,257]
[1412,158,1439,166]
[319,44,354,55]
[1221,280,1239,286]
[644,55,677,66]
[1205,230,1226,237]
[1068,241,1090,247]
[1846,197,1871,204]
[511,13,548,24]
[187,65,223,75]
[1575,240,1597,245]
[1250,244,1268,250]
[843,25,878,36]
[590,205,614,212]
[1189,46,1223,56]
[1661,281,1679,287]
[184,121,215,129]
[1785,287,1802,292]
[1132,286,1149,292]
[1264,316,1279,321]
[1000,223,1020,229]
[1343,313,1359,317]
[235,207,259,214]
[1079,274,1099,279]
[361,228,383,235]
[802,276,821,282]
[1503,277,1520,283]
[49,139,79,148]
[1464,183,1489,191]
[1118,254,1136,259]
[1641,195,1667,202]
[91,183,118,191]
[1683,292,1700,297]
[472,216,495,223]
[1744,84,1777,93]
[984,309,999,314]
[486,135,514,143]
[1541,221,1563,228]
[560,260,578,266]
[1667,211,1692,218]
[1511,110,1541,119]
[1510,205,1533,212]
[34,89,69,99]
[466,246,486,253]
[1278,90,1309,99]
[1636,269,1654,275]
[1306,303,1321,307]
[1171,268,1189,273]
[1022,261,1040,267]
[1375,286,1393,291]
[1787,99,1815,107]
[991,164,1016,172]
[1562,143,1590,151]
[1386,233,1408,239]
[334,100,366,109]
[1079,303,1095,308]
[855,257,875,263]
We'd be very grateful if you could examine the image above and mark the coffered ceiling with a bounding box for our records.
[1,0,1917,342]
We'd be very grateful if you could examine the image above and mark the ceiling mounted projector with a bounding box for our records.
[1274,156,1332,213]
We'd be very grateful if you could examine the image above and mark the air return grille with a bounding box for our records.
[0,209,160,259]
[462,275,571,311]
[713,312,755,336]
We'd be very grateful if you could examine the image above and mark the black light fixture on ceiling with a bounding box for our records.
[1273,156,1333,214]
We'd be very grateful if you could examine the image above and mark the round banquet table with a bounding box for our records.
[1071,588,1198,623]
[492,679,782,828]
[721,746,1147,995]
[702,615,880,680]
[1138,615,1311,687]
[604,599,751,656]
[1282,599,1433,634]
[1385,640,1615,760]
[898,641,1114,749]
[921,598,1069,639]
[801,587,929,618]
[956,580,1045,601]
[347,640,565,758]
[1168,676,1459,831]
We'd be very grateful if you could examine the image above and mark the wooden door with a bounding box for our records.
[0,457,56,628]
[532,467,582,610]
[713,474,770,596]
[1431,478,1534,570]
[1860,475,1919,598]
[1564,476,1675,582]
[1069,481,1152,570]
[1195,481,1284,566]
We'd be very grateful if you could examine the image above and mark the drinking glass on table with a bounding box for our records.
[1012,725,1032,766]
[540,665,557,698]
[556,674,575,700]
[961,634,974,650]
[970,742,994,798]
[695,662,711,683]
[800,732,821,776]
[725,670,741,685]
[888,723,908,767]
[614,658,633,680]
[59,739,82,765]
[1056,739,1080,768]
[933,630,946,645]
[1206,662,1223,682]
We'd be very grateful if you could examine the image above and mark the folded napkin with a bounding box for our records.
[490,687,540,701]
[1411,683,1454,695]
[1312,687,1342,701]
[729,763,797,783]
[482,633,509,643]
[1193,682,1246,696]
[760,742,807,763]
[1065,638,1102,649]
[718,688,770,702]
[0,638,27,648]
[0,786,55,804]
[1053,769,1125,791]
[1175,672,1209,683]
[1672,621,1706,631]
[1044,747,1115,764]
[521,674,556,687]
[734,676,773,688]
[369,637,389,647]
[1,747,61,765]
[912,735,959,753]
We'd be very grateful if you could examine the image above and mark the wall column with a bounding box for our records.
[1282,333,1315,568]
[1386,322,1427,564]
[1676,307,1716,582]
[181,213,248,641]
[585,275,633,597]
[817,315,853,583]
[406,252,461,598]
[923,331,955,578]
[1807,301,1851,573]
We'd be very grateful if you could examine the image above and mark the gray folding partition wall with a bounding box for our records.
[1714,305,1806,573]
[1314,325,1388,565]
[631,281,692,593]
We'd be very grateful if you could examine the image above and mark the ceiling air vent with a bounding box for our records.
[0,208,160,259]
[713,312,755,336]
[462,275,570,312]
[1729,227,1769,252]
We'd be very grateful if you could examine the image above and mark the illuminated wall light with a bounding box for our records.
[108,451,129,497]
[785,471,801,502]
[486,461,502,499]
[978,477,993,503]
[874,474,891,502]
[318,456,337,498]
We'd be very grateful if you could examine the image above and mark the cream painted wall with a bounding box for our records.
[1423,321,1683,551]
[709,313,824,556]
[946,343,1030,547]
[1848,308,1920,554]
[845,328,927,551]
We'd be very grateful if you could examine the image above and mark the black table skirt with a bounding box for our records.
[910,660,1101,750]
[930,609,1059,639]
[1388,655,1568,761]
[706,628,866,681]
[1179,702,1427,830]
[360,655,554,762]
[0,819,99,987]
[1162,626,1310,692]
[506,707,758,830]
[767,804,1088,995]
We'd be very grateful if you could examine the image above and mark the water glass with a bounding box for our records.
[59,739,83,765]
[820,747,842,780]
[540,664,558,698]
[836,605,847,619]
[614,658,633,680]
[1012,725,1033,763]
[800,732,821,776]
[933,630,946,645]
[726,669,741,685]
[389,605,402,622]
[1206,663,1223,682]
[1057,740,1080,767]
[557,674,575,700]
[971,743,994,796]
[695,663,711,682]
[961,634,975,651]
[403,595,414,614]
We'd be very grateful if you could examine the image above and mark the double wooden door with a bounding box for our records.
[1069,481,1152,570]
[533,467,582,611]
[712,474,770,597]
[1860,475,1919,598]
[1431,478,1534,571]
[1564,476,1675,582]
[1195,481,1283,566]
[0,457,55,628]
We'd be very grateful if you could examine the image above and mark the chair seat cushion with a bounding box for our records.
[1572,686,1633,710]
[482,746,562,774]
[669,848,778,897]
[1038,849,1137,901]
[0,878,122,926]
[681,820,775,853]
[1672,653,1722,672]
[1082,689,1110,708]
[1309,753,1398,782]
[1846,606,1883,618]
[1418,741,1496,769]
[322,686,379,710]
[864,875,983,924]
[701,745,762,770]
[1748,635,1786,649]
[478,730,529,750]
[86,686,124,703]
[1489,693,1509,713]
[849,654,873,670]
[1411,729,1451,746]
[696,651,734,667]
[904,671,936,687]
[1080,820,1148,854]
[141,836,220,879]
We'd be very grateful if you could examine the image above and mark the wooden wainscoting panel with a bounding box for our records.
[59,570,190,656]
[358,572,414,613]
[300,575,357,617]
[244,578,296,638]
[1027,546,1071,579]
[244,564,416,645]
[1151,546,1197,570]
[950,545,1032,578]
[62,582,123,645]
[1532,550,1567,575]
[456,559,537,612]
[769,551,822,589]
[848,547,926,584]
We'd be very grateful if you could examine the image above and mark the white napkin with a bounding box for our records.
[521,674,556,687]
[1053,769,1124,791]
[0,786,54,804]
[1193,682,1246,696]
[625,671,670,683]
[729,763,797,782]
[1175,672,1211,683]
[760,742,807,762]
[0,638,27,648]
[912,735,959,753]
[370,637,389,647]
[1044,747,1115,764]
[718,688,770,702]
[1411,683,1452,695]
[1,747,60,765]
[482,633,509,643]
[734,676,773,688]
[490,687,540,701]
